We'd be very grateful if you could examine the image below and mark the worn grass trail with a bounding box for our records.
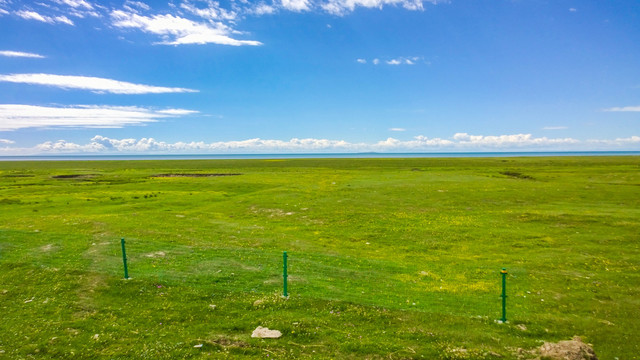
[0,157,638,359]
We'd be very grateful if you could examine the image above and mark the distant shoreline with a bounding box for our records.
[1,151,639,161]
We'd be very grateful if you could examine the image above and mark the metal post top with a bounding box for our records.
[501,268,507,274]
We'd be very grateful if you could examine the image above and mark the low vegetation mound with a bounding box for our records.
[499,171,535,180]
[52,174,95,179]
[153,173,242,177]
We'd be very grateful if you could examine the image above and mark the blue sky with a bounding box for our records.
[0,0,639,154]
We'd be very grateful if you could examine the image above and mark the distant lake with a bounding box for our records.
[0,151,639,161]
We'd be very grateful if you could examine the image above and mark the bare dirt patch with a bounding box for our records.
[41,244,54,252]
[145,251,166,258]
[539,336,598,360]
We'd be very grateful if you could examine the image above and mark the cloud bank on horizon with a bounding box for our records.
[1,133,638,156]
[0,0,638,155]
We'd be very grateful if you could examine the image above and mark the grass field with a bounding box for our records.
[0,156,638,359]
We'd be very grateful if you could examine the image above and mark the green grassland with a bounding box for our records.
[0,156,638,359]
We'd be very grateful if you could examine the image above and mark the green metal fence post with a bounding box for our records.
[121,238,129,279]
[283,251,288,297]
[500,268,507,322]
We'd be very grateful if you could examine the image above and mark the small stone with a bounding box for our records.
[253,299,265,307]
[193,344,203,348]
[93,334,99,340]
[251,326,282,339]
[516,324,527,331]
[209,304,217,310]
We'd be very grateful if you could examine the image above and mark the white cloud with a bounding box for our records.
[15,10,74,25]
[388,56,420,65]
[321,0,437,16]
[54,0,94,9]
[0,50,45,58]
[0,104,197,131]
[0,8,9,15]
[156,109,200,115]
[451,133,579,147]
[603,106,640,112]
[389,128,406,131]
[587,136,640,145]
[252,3,277,15]
[111,10,261,46]
[543,126,568,130]
[0,73,198,94]
[0,139,15,144]
[124,1,150,11]
[361,56,422,65]
[281,0,310,12]
[180,0,237,21]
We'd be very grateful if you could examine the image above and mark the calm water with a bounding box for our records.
[0,151,639,161]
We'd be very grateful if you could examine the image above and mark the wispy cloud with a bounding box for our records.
[389,128,406,132]
[15,10,74,25]
[360,56,425,66]
[180,0,237,21]
[0,50,45,58]
[543,126,568,130]
[603,106,640,112]
[110,10,261,46]
[0,104,197,131]
[53,0,94,10]
[8,0,442,47]
[0,73,198,94]
[123,1,150,12]
[0,139,15,144]
[321,0,438,16]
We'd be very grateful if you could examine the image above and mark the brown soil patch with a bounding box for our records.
[41,244,54,252]
[208,336,249,349]
[539,336,598,360]
[145,251,166,258]
[154,173,241,177]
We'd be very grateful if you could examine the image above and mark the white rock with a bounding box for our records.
[251,326,282,339]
